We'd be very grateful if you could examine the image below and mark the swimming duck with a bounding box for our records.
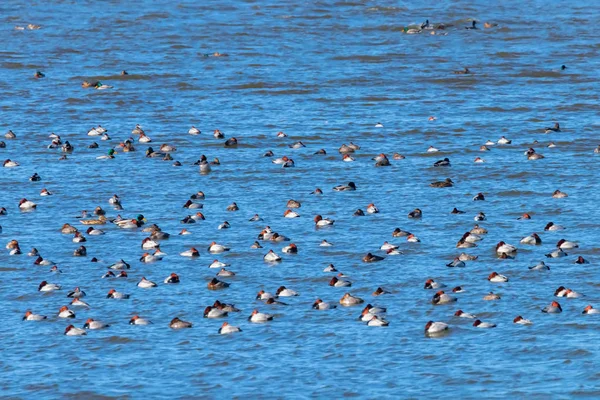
[129,315,152,325]
[393,153,405,160]
[552,190,568,198]
[263,250,282,262]
[434,158,450,167]
[495,241,517,254]
[145,147,165,158]
[19,199,36,210]
[430,178,453,188]
[282,243,298,253]
[22,311,47,321]
[367,315,390,327]
[314,149,326,155]
[248,309,273,323]
[34,256,54,266]
[311,188,323,195]
[542,301,562,313]
[545,248,567,258]
[454,310,477,319]
[333,182,356,191]
[289,141,305,149]
[5,130,16,139]
[219,322,242,334]
[556,239,578,249]
[29,172,41,181]
[208,242,230,253]
[170,317,192,329]
[424,321,449,336]
[80,215,107,225]
[544,222,565,231]
[373,153,390,167]
[276,286,299,297]
[465,20,478,29]
[312,299,337,310]
[424,279,445,289]
[180,247,200,257]
[454,67,471,74]
[83,319,110,330]
[366,203,379,214]
[64,325,86,336]
[208,278,229,290]
[329,276,352,287]
[529,261,550,270]
[224,137,238,147]
[106,289,130,299]
[67,287,86,298]
[137,277,157,289]
[474,157,485,163]
[283,209,300,218]
[575,256,589,264]
[28,248,39,257]
[362,253,384,263]
[406,234,421,243]
[58,306,75,318]
[446,258,466,268]
[431,291,456,305]
[314,215,335,227]
[70,298,90,308]
[39,281,61,292]
[582,305,600,315]
[408,208,422,218]
[545,123,560,133]
[96,149,116,160]
[108,259,130,270]
[372,287,390,296]
[473,320,496,328]
[497,136,511,145]
[353,209,365,216]
[488,272,509,282]
[218,221,230,230]
[95,81,113,90]
[459,253,478,261]
[73,232,86,243]
[342,154,354,162]
[520,233,542,245]
[392,228,411,237]
[526,148,544,160]
[427,146,440,152]
[204,306,228,319]
[320,240,333,247]
[339,293,364,306]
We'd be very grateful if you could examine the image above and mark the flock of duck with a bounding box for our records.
[2,114,595,338]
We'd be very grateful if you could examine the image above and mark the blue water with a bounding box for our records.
[2,0,600,397]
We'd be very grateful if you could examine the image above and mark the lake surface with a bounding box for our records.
[2,0,600,398]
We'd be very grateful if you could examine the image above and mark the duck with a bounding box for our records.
[204,306,228,319]
[488,272,509,282]
[213,129,224,139]
[108,259,130,270]
[248,309,273,323]
[22,311,47,321]
[556,239,578,249]
[106,289,129,299]
[496,241,517,254]
[392,228,411,237]
[451,208,465,214]
[542,301,562,313]
[40,188,52,196]
[339,293,364,306]
[38,281,61,292]
[546,248,567,258]
[353,209,365,216]
[454,310,477,319]
[474,157,485,163]
[96,149,116,159]
[217,268,235,277]
[145,147,165,158]
[58,306,75,318]
[67,287,86,298]
[19,198,37,210]
[283,209,300,218]
[429,178,454,188]
[289,141,305,149]
[338,144,356,154]
[456,233,477,248]
[372,287,389,296]
[129,315,153,325]
[249,214,263,222]
[34,256,54,266]
[380,241,398,251]
[454,67,471,74]
[72,232,86,243]
[218,322,242,334]
[432,291,456,305]
[311,188,323,195]
[64,325,86,336]
[272,156,291,165]
[544,222,565,231]
[208,242,230,253]
[426,146,440,152]
[408,208,422,218]
[465,20,478,29]
[83,319,110,330]
[313,299,337,310]
[160,143,176,152]
[323,264,337,272]
[180,247,200,257]
[137,277,157,288]
[472,193,485,201]
[94,82,113,90]
[446,258,466,268]
[209,260,230,269]
[70,298,90,308]
[473,320,496,328]
[329,276,352,287]
[433,158,450,167]
[276,286,299,297]
[183,200,203,209]
[213,301,240,313]
[362,253,384,263]
[424,321,449,336]
[575,256,589,264]
[526,148,544,160]
[529,261,550,270]
[517,213,532,220]
[73,246,87,256]
[256,290,275,301]
[139,252,162,263]
[366,203,379,214]
[170,317,192,329]
[497,136,511,145]
[483,292,501,301]
[373,154,390,167]
[520,233,542,245]
[208,278,229,290]
[333,182,356,191]
[28,248,39,257]
[188,126,201,135]
[367,316,390,327]
[61,222,78,232]
[163,273,180,284]
[552,190,568,198]
[424,279,445,289]
[282,243,298,253]
[224,137,238,147]
[545,123,560,133]
[582,305,600,315]
[263,250,282,262]
[314,215,335,227]
[512,316,533,325]
[314,149,326,155]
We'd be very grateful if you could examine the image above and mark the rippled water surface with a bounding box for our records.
[2,0,600,397]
